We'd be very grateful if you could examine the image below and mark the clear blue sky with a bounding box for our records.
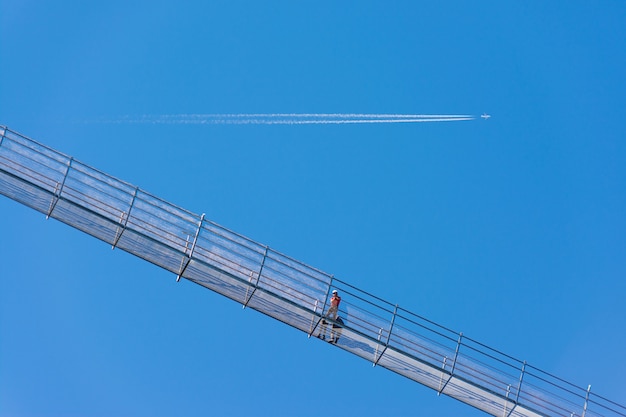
[1,2,625,416]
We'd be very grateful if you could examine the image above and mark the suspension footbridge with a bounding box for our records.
[1,125,623,417]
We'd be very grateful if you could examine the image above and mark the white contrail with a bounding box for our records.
[206,117,475,125]
[112,113,475,125]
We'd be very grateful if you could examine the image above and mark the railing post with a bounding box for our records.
[243,245,268,308]
[112,186,139,249]
[504,361,526,417]
[515,361,526,403]
[373,304,398,367]
[503,384,511,417]
[439,357,448,393]
[373,328,383,366]
[438,332,463,395]
[176,213,205,282]
[308,300,319,337]
[0,126,6,147]
[47,157,73,219]
[581,385,591,417]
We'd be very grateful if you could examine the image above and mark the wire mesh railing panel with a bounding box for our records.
[43,161,138,246]
[0,164,56,215]
[60,160,137,222]
[259,249,332,314]
[377,345,448,391]
[184,258,253,304]
[0,131,69,214]
[451,338,525,406]
[440,376,545,417]
[518,368,591,417]
[193,221,266,284]
[245,288,319,334]
[113,226,186,273]
[2,125,625,417]
[389,312,459,374]
[0,128,70,194]
[128,191,199,256]
[327,326,383,364]
[50,198,122,244]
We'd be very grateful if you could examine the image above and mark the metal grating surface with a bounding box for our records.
[1,125,624,417]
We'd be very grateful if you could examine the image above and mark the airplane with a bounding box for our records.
[481,113,491,119]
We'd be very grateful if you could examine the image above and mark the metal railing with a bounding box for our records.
[1,125,624,417]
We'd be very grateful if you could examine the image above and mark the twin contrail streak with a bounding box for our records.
[107,113,476,125]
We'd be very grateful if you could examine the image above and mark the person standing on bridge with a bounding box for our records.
[318,289,341,340]
[327,289,341,320]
